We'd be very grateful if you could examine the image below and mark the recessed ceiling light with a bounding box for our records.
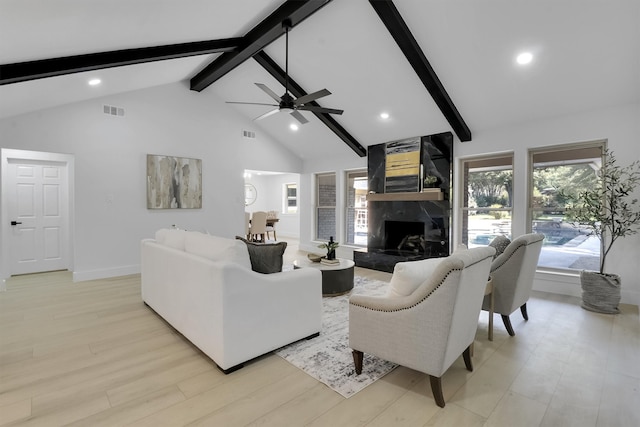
[88,78,101,86]
[289,123,299,131]
[516,52,533,65]
[379,112,390,120]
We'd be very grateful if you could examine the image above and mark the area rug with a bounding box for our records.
[275,275,398,398]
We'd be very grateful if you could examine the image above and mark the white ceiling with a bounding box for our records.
[2,0,639,160]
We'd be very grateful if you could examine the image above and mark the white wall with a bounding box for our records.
[1,79,638,305]
[0,82,302,281]
[299,103,640,305]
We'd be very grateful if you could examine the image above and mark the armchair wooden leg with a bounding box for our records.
[463,345,473,372]
[520,303,529,321]
[352,350,363,375]
[501,314,516,336]
[429,375,446,408]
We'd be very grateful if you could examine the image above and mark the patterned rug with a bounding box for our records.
[275,275,398,398]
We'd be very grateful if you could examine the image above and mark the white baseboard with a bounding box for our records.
[73,265,140,282]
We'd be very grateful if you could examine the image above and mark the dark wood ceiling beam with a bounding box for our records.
[0,39,242,85]
[190,0,331,92]
[369,0,472,142]
[253,51,366,157]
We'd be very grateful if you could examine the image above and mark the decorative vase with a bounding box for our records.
[580,270,621,314]
[327,249,336,260]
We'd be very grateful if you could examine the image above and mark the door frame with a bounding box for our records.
[1,149,75,279]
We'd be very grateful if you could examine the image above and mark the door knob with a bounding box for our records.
[10,221,22,226]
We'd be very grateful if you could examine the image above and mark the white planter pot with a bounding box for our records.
[580,270,621,314]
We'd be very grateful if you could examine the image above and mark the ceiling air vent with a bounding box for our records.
[242,130,256,140]
[103,104,125,117]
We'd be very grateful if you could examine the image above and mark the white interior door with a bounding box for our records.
[6,159,70,275]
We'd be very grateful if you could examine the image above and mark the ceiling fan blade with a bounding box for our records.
[255,83,282,102]
[290,110,309,124]
[254,108,280,121]
[298,105,344,115]
[226,101,279,107]
[294,89,331,106]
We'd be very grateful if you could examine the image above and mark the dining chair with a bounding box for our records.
[265,211,278,241]
[249,211,267,243]
[244,212,251,240]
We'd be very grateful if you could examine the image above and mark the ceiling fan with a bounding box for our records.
[226,20,343,125]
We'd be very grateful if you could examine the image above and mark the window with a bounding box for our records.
[284,183,297,214]
[529,143,603,271]
[460,155,513,247]
[345,170,368,245]
[316,173,336,240]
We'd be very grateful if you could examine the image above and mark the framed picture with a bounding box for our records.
[384,137,421,193]
[146,154,202,209]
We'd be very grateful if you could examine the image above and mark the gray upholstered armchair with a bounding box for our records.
[349,247,495,407]
[483,233,544,336]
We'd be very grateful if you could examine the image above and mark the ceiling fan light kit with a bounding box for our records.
[226,19,343,125]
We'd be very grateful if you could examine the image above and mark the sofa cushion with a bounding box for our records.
[489,235,511,259]
[387,257,445,297]
[184,232,251,269]
[236,237,287,274]
[155,228,187,251]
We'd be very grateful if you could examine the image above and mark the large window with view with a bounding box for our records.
[529,143,604,271]
[461,155,513,248]
[316,173,336,241]
[345,170,367,245]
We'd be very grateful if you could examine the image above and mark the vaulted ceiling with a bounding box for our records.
[1,0,639,160]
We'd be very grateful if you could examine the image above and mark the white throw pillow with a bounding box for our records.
[387,257,445,297]
[155,228,187,251]
[184,232,251,269]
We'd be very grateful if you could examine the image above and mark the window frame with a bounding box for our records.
[528,140,605,272]
[315,172,337,241]
[459,153,514,248]
[283,182,297,214]
[344,169,368,246]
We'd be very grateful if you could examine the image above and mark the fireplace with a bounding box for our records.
[384,221,425,252]
[353,132,453,273]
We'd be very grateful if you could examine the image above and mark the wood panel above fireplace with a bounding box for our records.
[366,189,444,202]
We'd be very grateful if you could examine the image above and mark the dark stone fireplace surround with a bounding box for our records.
[354,132,453,273]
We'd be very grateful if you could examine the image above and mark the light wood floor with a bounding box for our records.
[1,241,639,426]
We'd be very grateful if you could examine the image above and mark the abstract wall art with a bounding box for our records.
[146,154,202,209]
[384,137,421,193]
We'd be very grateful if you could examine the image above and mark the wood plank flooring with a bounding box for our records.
[1,242,639,426]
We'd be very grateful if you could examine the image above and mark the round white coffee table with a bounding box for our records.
[293,258,355,296]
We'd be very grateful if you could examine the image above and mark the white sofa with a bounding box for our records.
[141,229,322,373]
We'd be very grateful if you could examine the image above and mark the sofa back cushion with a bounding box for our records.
[184,232,251,269]
[235,237,287,274]
[155,228,187,251]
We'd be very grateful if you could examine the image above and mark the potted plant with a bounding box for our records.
[562,149,640,313]
[318,236,339,260]
[423,175,438,188]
